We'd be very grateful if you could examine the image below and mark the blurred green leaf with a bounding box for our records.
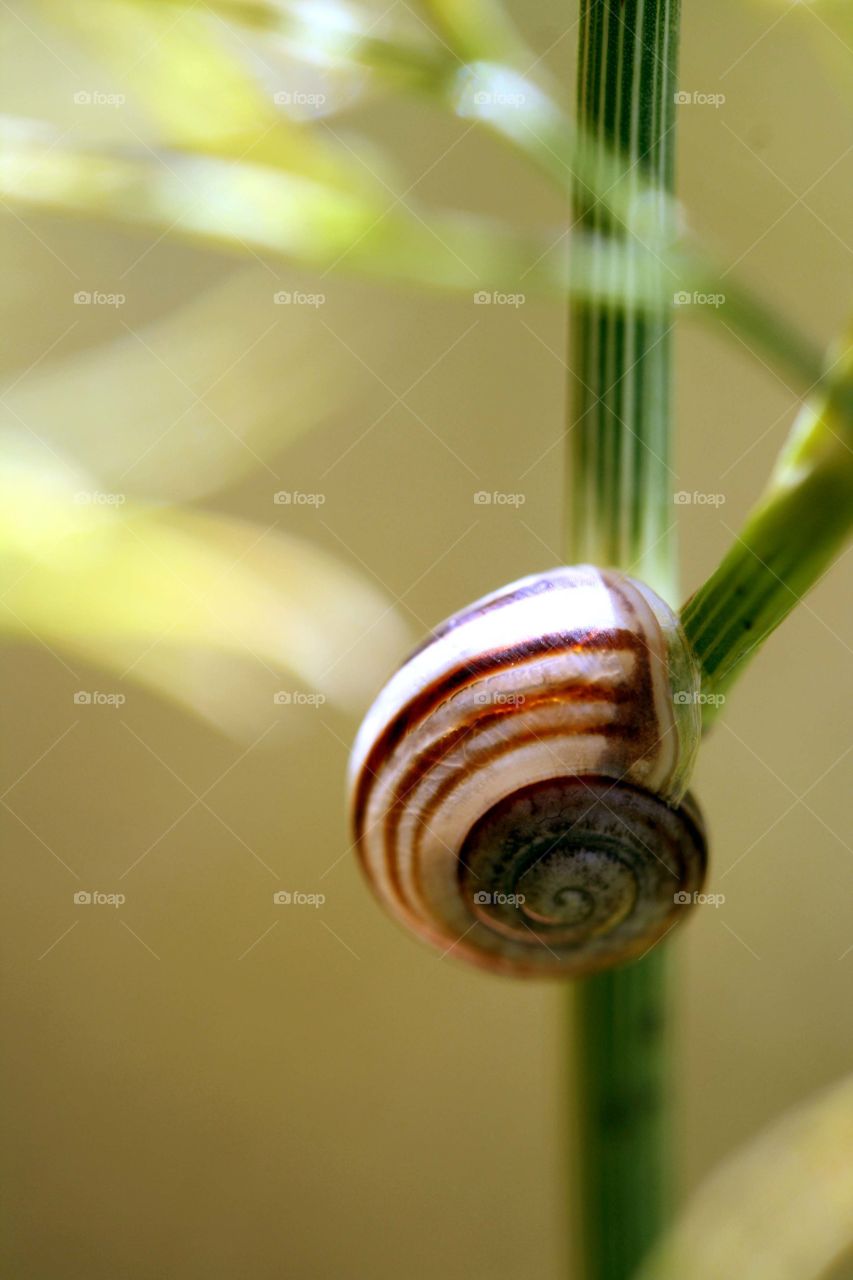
[419,0,532,67]
[682,320,853,716]
[0,116,504,287]
[0,116,698,304]
[201,0,453,94]
[35,0,679,235]
[641,1073,853,1280]
[34,0,375,188]
[0,434,411,735]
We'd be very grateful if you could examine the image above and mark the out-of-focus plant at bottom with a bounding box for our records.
[641,1072,853,1280]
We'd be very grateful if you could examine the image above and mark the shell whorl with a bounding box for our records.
[348,566,707,977]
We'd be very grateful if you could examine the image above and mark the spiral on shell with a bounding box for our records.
[347,566,708,977]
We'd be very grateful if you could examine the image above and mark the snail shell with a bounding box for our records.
[348,566,707,978]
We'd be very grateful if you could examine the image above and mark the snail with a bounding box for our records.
[347,565,707,978]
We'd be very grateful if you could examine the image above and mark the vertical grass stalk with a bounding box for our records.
[567,4,681,1277]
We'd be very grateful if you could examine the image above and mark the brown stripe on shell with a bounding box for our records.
[607,577,641,623]
[369,680,635,904]
[366,630,660,920]
[404,724,647,923]
[351,626,650,842]
[401,573,562,665]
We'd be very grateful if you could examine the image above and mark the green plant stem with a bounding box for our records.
[567,4,681,1278]
[575,950,671,1279]
[568,268,677,599]
[682,363,853,723]
[568,0,680,601]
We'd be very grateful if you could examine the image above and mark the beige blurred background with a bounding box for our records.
[1,2,851,1277]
